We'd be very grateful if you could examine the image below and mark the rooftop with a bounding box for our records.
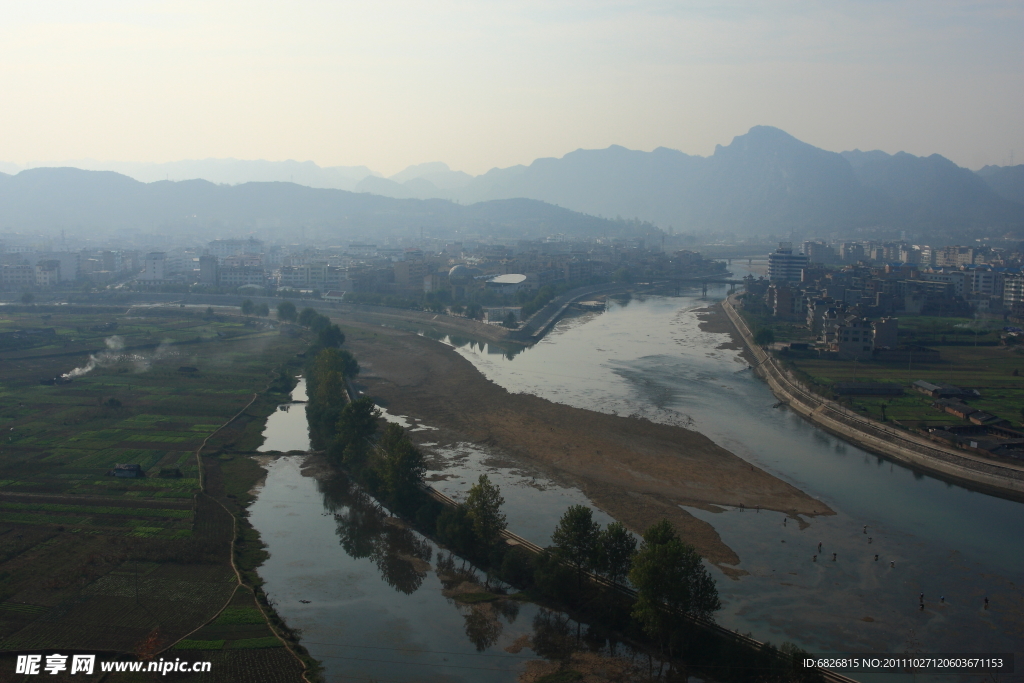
[488,273,528,285]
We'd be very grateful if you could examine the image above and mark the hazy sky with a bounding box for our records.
[1,1,1021,175]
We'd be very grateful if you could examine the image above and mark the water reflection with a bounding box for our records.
[442,290,1024,662]
[320,473,433,595]
[258,378,311,452]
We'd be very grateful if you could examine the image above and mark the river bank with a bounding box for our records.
[715,296,1024,500]
[287,293,1023,672]
[339,317,833,572]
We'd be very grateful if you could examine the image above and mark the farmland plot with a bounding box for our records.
[0,308,308,667]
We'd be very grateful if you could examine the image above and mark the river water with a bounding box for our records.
[441,286,1024,666]
[250,281,1023,681]
[250,381,650,683]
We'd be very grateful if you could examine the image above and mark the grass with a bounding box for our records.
[778,328,1024,430]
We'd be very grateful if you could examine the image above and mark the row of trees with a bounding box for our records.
[431,480,722,665]
[240,299,347,349]
[300,334,810,681]
[305,348,426,515]
[240,299,270,317]
[548,506,721,655]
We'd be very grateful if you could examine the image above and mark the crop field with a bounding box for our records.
[776,324,1024,429]
[0,305,308,671]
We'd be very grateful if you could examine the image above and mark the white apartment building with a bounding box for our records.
[140,252,167,282]
[767,243,809,282]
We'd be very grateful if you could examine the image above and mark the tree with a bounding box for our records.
[333,397,380,466]
[596,521,637,585]
[20,292,34,304]
[298,307,318,327]
[306,348,359,441]
[753,327,775,347]
[318,324,346,348]
[311,315,331,333]
[277,300,297,322]
[373,423,425,508]
[205,306,214,317]
[465,475,507,547]
[502,312,519,329]
[629,519,721,659]
[256,302,270,317]
[240,299,255,315]
[551,505,600,591]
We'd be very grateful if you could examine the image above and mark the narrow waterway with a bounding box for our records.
[250,381,650,683]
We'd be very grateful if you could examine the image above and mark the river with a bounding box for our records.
[249,380,649,683]
[250,279,1023,681]
[442,286,1024,665]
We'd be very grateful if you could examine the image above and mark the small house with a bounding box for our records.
[110,463,143,478]
[968,412,1006,426]
[932,399,977,419]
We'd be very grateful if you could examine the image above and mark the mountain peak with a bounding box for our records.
[389,162,452,183]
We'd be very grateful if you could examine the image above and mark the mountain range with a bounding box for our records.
[0,168,621,240]
[3,126,1023,241]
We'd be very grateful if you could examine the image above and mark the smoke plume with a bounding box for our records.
[62,335,125,379]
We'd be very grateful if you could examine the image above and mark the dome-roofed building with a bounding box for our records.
[449,265,472,286]
[486,273,532,294]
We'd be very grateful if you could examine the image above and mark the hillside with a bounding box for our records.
[0,168,622,239]
[976,164,1024,206]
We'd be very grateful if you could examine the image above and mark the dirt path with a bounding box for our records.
[339,317,833,574]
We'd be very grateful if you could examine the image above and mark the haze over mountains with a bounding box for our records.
[3,127,1022,241]
[0,168,620,241]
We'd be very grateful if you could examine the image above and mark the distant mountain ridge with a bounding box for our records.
[3,127,1023,239]
[0,167,620,239]
[976,164,1024,206]
[437,127,1024,237]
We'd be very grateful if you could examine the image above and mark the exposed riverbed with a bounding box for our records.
[251,285,1024,681]
[440,289,1024,665]
[250,381,656,683]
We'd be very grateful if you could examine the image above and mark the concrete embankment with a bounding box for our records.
[721,297,1024,500]
[512,282,631,341]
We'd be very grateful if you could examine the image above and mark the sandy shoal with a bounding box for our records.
[340,314,833,573]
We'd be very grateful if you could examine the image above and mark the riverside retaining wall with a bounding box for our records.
[721,297,1024,499]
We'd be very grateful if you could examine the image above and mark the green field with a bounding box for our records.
[763,320,1024,429]
[0,305,311,680]
[735,304,1024,427]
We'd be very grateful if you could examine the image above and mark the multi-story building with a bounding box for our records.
[802,241,836,264]
[35,260,61,287]
[394,260,427,289]
[1,264,35,288]
[825,315,899,359]
[767,243,809,282]
[199,255,218,285]
[218,267,266,288]
[921,270,966,297]
[140,252,166,282]
[1004,274,1024,316]
[207,238,264,261]
[37,252,80,282]
[276,263,346,290]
